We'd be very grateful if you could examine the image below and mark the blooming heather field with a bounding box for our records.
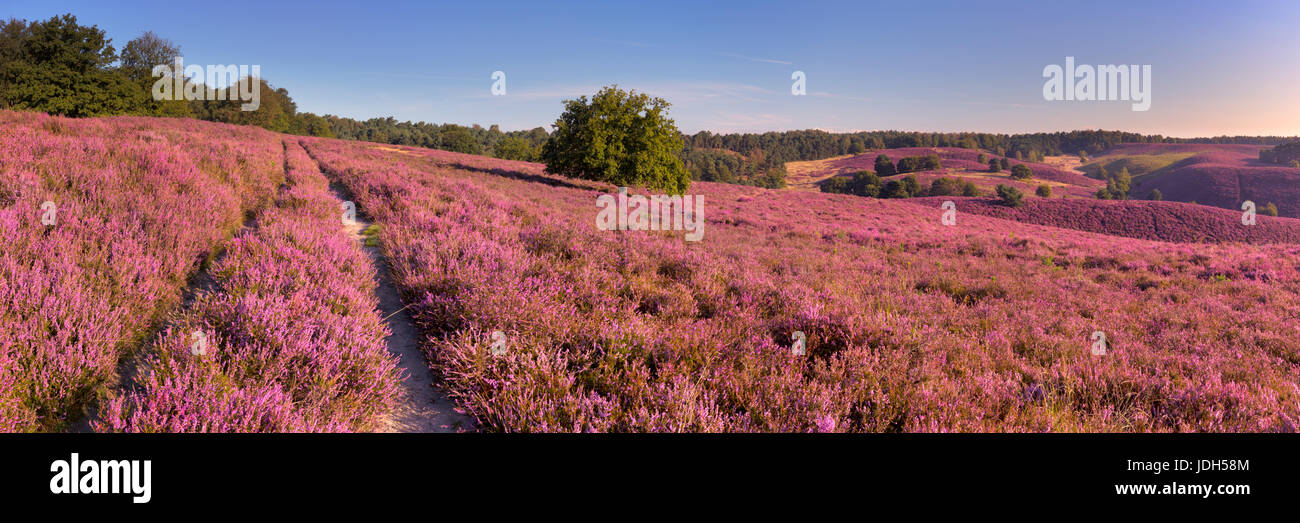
[303,136,1300,432]
[1097,144,1300,217]
[4,110,1300,433]
[908,197,1300,244]
[0,111,284,431]
[97,140,402,432]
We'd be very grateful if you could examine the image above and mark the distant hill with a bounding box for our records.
[787,147,1102,197]
[1084,144,1300,217]
[908,196,1300,244]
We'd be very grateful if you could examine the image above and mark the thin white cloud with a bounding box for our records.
[695,111,796,133]
[716,52,793,65]
[356,71,478,82]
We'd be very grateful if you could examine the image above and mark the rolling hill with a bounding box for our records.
[6,110,1300,433]
[787,147,1104,197]
[1085,144,1300,217]
[908,196,1300,244]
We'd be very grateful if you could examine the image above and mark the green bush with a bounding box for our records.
[996,184,1024,207]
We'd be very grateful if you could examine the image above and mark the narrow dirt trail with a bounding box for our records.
[325,178,473,433]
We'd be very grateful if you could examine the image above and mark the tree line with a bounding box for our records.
[0,14,549,161]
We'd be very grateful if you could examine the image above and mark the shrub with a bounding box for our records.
[1035,184,1052,198]
[1148,188,1163,201]
[961,180,981,197]
[929,177,960,197]
[1105,167,1131,200]
[896,156,921,173]
[880,180,909,198]
[874,154,896,176]
[850,170,881,197]
[902,174,921,196]
[978,153,988,164]
[1263,202,1279,217]
[895,155,941,174]
[996,184,1024,207]
[988,159,1001,172]
[1010,164,1032,180]
[999,158,1010,170]
[819,176,850,194]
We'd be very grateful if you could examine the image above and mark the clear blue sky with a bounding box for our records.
[7,0,1300,136]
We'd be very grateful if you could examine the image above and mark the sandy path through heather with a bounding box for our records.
[329,184,474,433]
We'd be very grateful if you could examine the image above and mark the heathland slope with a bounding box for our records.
[303,135,1300,432]
[5,111,1300,433]
[788,147,1103,197]
[1091,144,1300,217]
[908,197,1300,244]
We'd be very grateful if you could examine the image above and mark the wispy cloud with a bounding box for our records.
[695,111,796,133]
[632,81,773,103]
[716,52,793,65]
[468,81,774,104]
[356,71,479,82]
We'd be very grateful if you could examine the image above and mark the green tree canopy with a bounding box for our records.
[120,31,190,117]
[2,14,142,116]
[541,86,690,193]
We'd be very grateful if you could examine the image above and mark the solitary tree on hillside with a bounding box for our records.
[1263,202,1279,217]
[1010,164,1033,180]
[1148,188,1163,201]
[1035,185,1052,198]
[541,85,690,193]
[988,158,1001,172]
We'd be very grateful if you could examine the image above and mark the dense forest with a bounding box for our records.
[4,13,1296,191]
